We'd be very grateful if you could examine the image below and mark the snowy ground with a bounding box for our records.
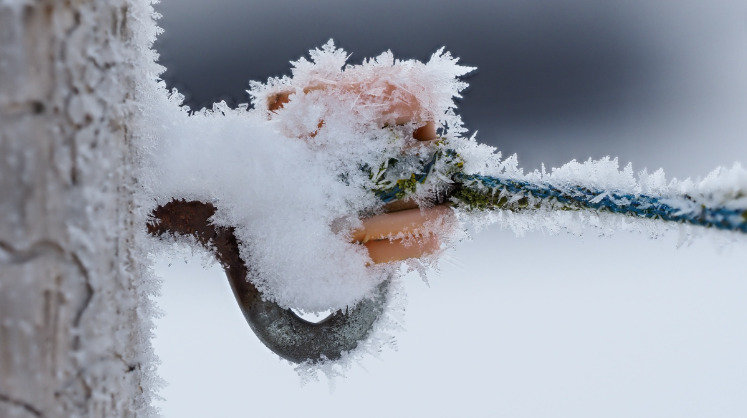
[153,226,746,417]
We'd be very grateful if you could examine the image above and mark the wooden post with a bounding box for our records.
[0,1,155,416]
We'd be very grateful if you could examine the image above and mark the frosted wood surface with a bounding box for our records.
[0,1,156,416]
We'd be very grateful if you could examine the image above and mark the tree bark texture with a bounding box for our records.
[0,1,155,416]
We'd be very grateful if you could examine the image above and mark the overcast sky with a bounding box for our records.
[151,1,747,416]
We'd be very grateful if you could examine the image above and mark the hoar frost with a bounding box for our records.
[139,41,475,313]
[139,40,747,316]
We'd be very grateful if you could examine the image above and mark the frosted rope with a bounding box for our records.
[453,173,747,234]
[375,149,747,234]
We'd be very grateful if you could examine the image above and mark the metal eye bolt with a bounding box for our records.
[148,200,388,364]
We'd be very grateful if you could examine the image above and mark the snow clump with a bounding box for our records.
[138,40,476,313]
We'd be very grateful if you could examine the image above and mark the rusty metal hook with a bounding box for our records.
[148,200,388,363]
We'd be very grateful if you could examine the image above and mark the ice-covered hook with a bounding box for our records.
[148,200,387,363]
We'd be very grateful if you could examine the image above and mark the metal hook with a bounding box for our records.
[148,200,388,363]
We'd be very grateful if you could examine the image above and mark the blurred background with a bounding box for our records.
[151,1,747,416]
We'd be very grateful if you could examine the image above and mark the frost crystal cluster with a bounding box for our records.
[138,41,475,312]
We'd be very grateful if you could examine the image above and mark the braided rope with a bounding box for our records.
[373,148,747,234]
[453,173,747,234]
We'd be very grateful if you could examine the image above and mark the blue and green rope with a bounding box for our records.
[371,148,747,234]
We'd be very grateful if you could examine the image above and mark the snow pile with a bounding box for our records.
[137,41,475,313]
